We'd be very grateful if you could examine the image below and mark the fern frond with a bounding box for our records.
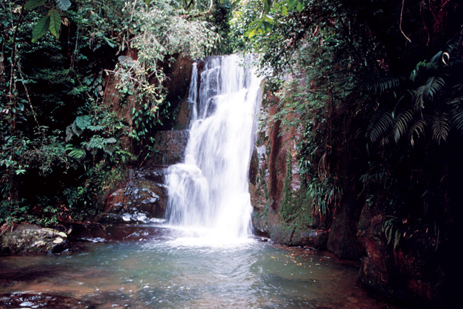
[369,110,393,143]
[445,95,463,105]
[451,107,463,135]
[429,51,443,67]
[392,108,414,143]
[370,76,407,94]
[65,144,86,159]
[408,118,427,147]
[413,76,445,111]
[431,111,450,144]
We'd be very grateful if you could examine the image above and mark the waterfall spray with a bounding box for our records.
[165,55,262,239]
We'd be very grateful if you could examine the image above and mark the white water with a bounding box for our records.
[165,55,262,240]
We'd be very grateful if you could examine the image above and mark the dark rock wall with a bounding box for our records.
[250,92,449,307]
[101,53,194,223]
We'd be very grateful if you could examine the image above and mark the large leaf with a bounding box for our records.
[369,110,393,143]
[49,9,61,38]
[32,15,50,42]
[451,106,463,134]
[75,115,92,130]
[408,118,427,147]
[56,0,72,11]
[432,111,450,144]
[393,109,414,143]
[25,0,47,11]
[413,76,445,110]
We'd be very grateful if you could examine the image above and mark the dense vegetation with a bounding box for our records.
[1,0,462,247]
[236,0,462,305]
[1,0,462,305]
[237,0,463,245]
[0,0,221,226]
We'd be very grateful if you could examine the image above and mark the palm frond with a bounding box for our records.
[429,51,444,67]
[392,108,414,143]
[408,118,427,147]
[368,109,393,143]
[369,76,407,94]
[413,76,445,111]
[431,111,450,144]
[451,106,463,135]
[445,95,463,105]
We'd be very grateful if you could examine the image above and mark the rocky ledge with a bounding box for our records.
[0,224,69,255]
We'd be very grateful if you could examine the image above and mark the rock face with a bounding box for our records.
[99,53,193,224]
[251,93,449,307]
[101,168,169,224]
[357,206,445,308]
[251,100,330,248]
[147,130,189,166]
[0,224,68,255]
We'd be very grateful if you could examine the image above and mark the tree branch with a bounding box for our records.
[400,0,412,43]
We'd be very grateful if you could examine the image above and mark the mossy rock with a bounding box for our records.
[0,224,69,255]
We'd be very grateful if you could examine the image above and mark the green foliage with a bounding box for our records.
[32,14,51,42]
[25,0,70,42]
[280,153,313,227]
[0,0,221,225]
[367,50,463,146]
[382,218,402,251]
[233,0,462,251]
[25,0,47,11]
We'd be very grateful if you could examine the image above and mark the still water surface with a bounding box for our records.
[0,225,396,308]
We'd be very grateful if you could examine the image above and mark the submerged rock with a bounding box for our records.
[0,224,69,255]
[0,293,94,308]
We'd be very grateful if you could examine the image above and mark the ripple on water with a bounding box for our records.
[0,236,402,309]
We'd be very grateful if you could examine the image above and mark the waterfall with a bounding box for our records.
[165,55,262,239]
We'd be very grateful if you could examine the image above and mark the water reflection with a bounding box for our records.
[0,228,399,308]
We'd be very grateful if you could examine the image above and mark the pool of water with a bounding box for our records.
[0,225,398,308]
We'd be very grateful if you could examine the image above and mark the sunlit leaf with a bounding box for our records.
[32,15,50,42]
[282,6,288,16]
[49,9,61,38]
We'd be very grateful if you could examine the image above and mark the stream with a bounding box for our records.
[0,225,398,309]
[0,55,402,308]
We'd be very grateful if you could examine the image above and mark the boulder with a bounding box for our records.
[147,130,189,166]
[0,224,69,255]
[100,167,168,224]
[252,209,329,248]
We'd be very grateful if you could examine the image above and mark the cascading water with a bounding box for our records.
[165,55,262,239]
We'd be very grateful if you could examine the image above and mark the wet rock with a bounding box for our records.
[163,53,193,114]
[100,168,168,224]
[0,224,69,255]
[357,206,445,307]
[252,210,329,248]
[0,293,95,308]
[146,130,189,166]
[66,222,113,243]
[251,100,327,248]
[327,195,364,260]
